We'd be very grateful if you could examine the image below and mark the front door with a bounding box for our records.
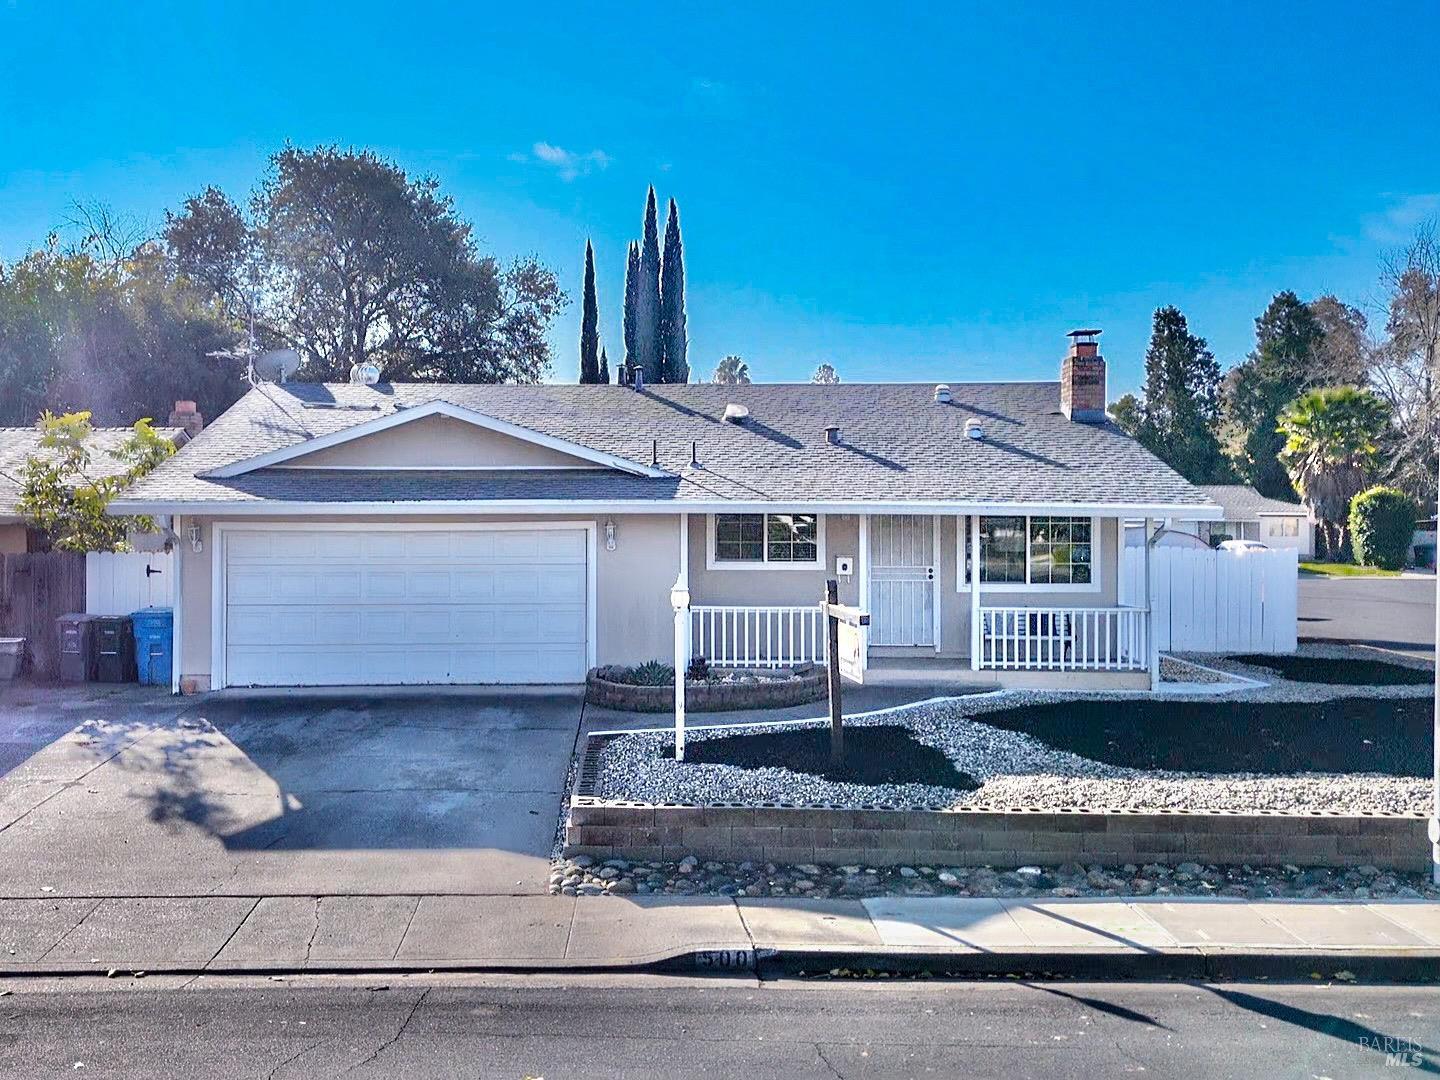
[870,515,936,646]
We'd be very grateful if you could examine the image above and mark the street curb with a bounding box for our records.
[4,947,1438,984]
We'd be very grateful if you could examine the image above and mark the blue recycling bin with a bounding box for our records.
[129,607,173,687]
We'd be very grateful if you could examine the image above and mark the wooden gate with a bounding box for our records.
[0,552,86,679]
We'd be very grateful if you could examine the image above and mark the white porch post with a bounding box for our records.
[969,514,981,670]
[858,514,871,660]
[1144,516,1159,689]
[671,513,690,761]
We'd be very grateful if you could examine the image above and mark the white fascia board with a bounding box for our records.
[202,399,669,479]
[108,498,1228,519]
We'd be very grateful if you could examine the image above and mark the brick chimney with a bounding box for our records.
[167,400,204,439]
[1060,329,1106,423]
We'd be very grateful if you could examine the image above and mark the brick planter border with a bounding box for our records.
[564,734,1429,872]
[584,666,827,713]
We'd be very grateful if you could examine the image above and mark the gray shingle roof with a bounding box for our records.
[0,426,184,519]
[113,381,1219,513]
[1192,485,1308,520]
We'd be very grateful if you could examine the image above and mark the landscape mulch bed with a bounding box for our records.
[676,723,980,790]
[976,697,1432,777]
[1229,653,1434,686]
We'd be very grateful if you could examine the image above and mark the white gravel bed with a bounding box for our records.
[1178,642,1435,703]
[591,674,1431,815]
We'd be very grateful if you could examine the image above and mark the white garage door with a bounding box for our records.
[220,526,590,687]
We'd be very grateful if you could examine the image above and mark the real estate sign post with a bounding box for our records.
[821,579,870,766]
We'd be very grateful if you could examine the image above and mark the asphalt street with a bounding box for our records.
[0,973,1436,1078]
[1299,574,1436,657]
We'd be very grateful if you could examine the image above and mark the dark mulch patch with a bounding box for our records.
[976,697,1432,777]
[1229,653,1434,686]
[678,724,980,790]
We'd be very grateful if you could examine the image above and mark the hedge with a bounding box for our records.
[1348,486,1416,570]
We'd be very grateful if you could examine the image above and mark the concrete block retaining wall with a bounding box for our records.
[565,802,1430,872]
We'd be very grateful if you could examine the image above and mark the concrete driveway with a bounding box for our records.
[0,682,583,898]
[1298,573,1436,658]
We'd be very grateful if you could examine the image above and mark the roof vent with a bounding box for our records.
[965,418,984,441]
[933,384,952,404]
[349,360,383,385]
[824,425,841,445]
[722,402,750,424]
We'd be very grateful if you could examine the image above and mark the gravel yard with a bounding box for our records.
[549,854,1440,902]
[589,643,1435,816]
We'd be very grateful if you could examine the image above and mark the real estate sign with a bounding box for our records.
[837,619,866,685]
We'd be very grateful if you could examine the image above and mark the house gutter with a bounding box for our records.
[108,499,1227,520]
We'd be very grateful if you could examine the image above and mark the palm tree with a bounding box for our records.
[1277,386,1391,558]
[712,355,750,385]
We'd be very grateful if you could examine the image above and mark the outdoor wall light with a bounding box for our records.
[188,523,204,553]
[605,520,617,551]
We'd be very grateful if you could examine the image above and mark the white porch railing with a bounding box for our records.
[690,605,826,668]
[979,606,1149,672]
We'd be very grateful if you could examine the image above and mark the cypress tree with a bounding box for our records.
[622,240,640,381]
[659,198,688,382]
[635,187,663,382]
[578,239,600,383]
[1131,306,1230,483]
[599,345,610,385]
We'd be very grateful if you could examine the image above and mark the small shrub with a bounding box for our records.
[602,660,675,686]
[686,656,711,682]
[1349,486,1415,570]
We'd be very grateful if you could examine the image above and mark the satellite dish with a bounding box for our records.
[254,349,302,382]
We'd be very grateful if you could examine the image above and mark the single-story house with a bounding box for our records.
[0,408,195,553]
[1170,485,1314,556]
[109,332,1221,694]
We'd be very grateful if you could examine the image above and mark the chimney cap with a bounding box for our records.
[1066,328,1103,340]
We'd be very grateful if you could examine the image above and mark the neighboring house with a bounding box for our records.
[0,410,194,554]
[109,332,1221,694]
[1171,485,1315,556]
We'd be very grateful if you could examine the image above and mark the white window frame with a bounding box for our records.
[956,513,1103,594]
[706,512,827,571]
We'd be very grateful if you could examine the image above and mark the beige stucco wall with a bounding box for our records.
[175,510,1129,688]
[284,414,602,469]
[685,513,860,608]
[0,522,27,555]
[175,512,681,688]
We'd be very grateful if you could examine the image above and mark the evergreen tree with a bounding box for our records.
[658,198,688,382]
[599,345,610,385]
[1224,291,1327,498]
[578,239,600,383]
[811,363,840,384]
[1129,306,1231,483]
[622,241,640,379]
[635,187,663,382]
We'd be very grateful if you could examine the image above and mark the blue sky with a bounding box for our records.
[2,1,1437,395]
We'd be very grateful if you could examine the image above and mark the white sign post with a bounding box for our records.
[821,578,870,765]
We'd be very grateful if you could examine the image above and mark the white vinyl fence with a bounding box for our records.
[1119,545,1297,654]
[85,551,175,616]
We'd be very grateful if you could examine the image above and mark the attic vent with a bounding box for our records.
[965,418,984,441]
[934,384,952,404]
[349,360,382,385]
[722,403,750,424]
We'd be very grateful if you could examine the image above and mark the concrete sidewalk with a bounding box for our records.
[3,893,1438,980]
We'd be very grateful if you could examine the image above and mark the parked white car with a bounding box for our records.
[1218,538,1269,552]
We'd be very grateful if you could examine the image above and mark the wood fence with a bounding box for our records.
[1119,545,1298,654]
[0,552,86,679]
